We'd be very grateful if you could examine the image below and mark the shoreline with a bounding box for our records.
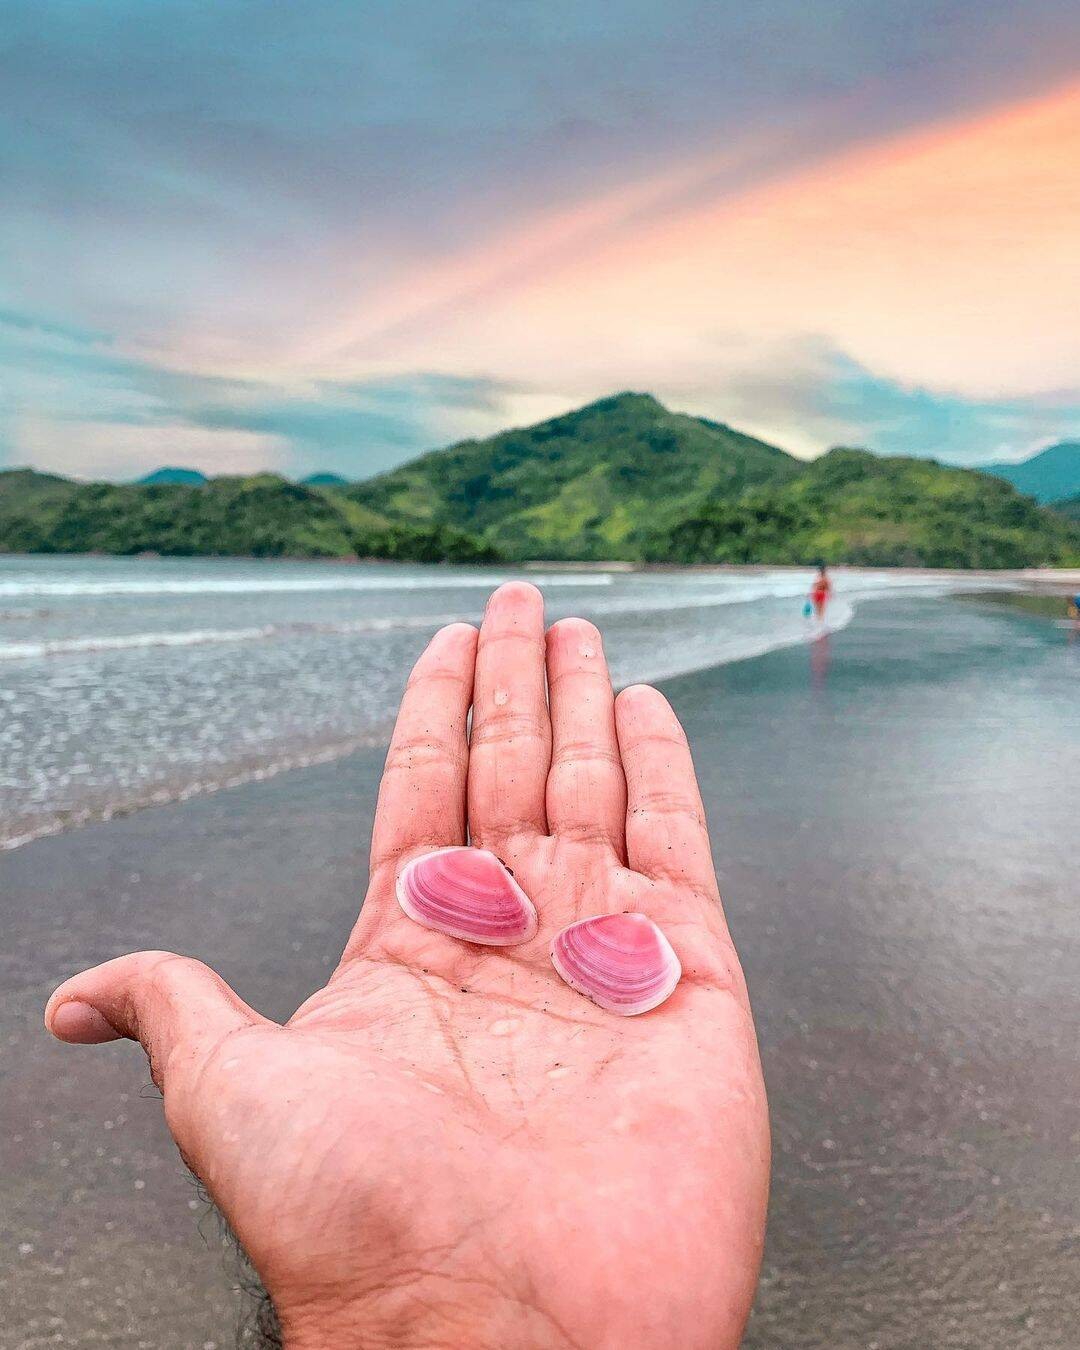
[957,589,1080,621]
[3,566,1074,854]
[3,549,1079,582]
[0,600,855,853]
[0,728,388,854]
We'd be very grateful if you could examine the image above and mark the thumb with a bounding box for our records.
[45,950,265,1092]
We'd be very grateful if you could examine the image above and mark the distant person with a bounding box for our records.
[1069,593,1080,623]
[810,564,832,620]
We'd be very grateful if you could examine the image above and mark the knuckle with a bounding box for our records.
[370,833,449,872]
[548,662,611,690]
[551,818,619,846]
[405,666,469,694]
[621,734,688,766]
[479,627,544,656]
[471,708,548,746]
[385,737,466,774]
[142,952,198,1000]
[550,740,622,770]
[629,787,704,822]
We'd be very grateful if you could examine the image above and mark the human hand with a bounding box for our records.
[46,582,769,1349]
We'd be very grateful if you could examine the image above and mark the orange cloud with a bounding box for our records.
[313,80,1080,423]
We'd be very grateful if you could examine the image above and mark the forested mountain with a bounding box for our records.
[350,392,801,561]
[299,472,351,487]
[0,470,496,562]
[350,393,1077,565]
[3,394,1078,566]
[647,448,1080,568]
[136,466,208,485]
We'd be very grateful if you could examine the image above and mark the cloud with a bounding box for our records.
[4,0,1080,362]
[2,5,1080,476]
[4,302,1077,479]
[0,307,525,478]
[693,337,1080,463]
[326,80,1080,432]
[16,419,291,482]
[174,374,527,476]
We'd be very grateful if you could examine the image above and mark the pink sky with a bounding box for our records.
[4,3,1079,478]
[301,80,1080,457]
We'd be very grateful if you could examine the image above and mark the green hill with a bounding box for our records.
[350,392,800,561]
[1054,493,1080,523]
[299,472,351,487]
[137,466,208,486]
[2,395,1077,567]
[979,441,1080,505]
[352,394,1077,566]
[651,448,1080,568]
[0,470,496,562]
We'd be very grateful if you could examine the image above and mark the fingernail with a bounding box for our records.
[47,1001,121,1044]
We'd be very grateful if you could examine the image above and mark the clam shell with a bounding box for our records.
[396,846,538,945]
[551,912,681,1015]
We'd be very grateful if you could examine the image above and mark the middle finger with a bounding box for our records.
[468,582,551,847]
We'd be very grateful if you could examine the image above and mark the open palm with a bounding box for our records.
[47,582,769,1349]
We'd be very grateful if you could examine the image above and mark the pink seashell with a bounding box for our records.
[551,913,681,1016]
[396,846,538,945]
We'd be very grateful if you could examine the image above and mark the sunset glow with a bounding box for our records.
[2,2,1079,476]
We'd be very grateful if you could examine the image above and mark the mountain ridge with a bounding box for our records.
[299,472,351,487]
[350,391,801,561]
[649,447,1078,569]
[2,394,1077,566]
[137,466,208,486]
[977,441,1080,504]
[0,469,496,562]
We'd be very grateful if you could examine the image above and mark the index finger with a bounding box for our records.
[343,622,477,955]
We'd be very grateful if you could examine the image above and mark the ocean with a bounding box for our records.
[0,555,996,849]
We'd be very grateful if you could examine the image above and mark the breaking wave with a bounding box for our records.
[0,571,616,598]
[0,614,453,660]
[0,583,873,660]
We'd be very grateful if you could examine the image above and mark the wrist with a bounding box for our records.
[276,1281,546,1350]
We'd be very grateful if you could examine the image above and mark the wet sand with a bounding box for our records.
[2,597,1078,1348]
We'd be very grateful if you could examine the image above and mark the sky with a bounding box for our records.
[3,0,1080,481]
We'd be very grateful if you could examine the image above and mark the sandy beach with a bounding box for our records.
[2,593,1078,1348]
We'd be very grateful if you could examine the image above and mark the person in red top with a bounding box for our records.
[810,563,831,619]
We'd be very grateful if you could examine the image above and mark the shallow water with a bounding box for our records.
[687,601,1080,1349]
[0,555,973,848]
